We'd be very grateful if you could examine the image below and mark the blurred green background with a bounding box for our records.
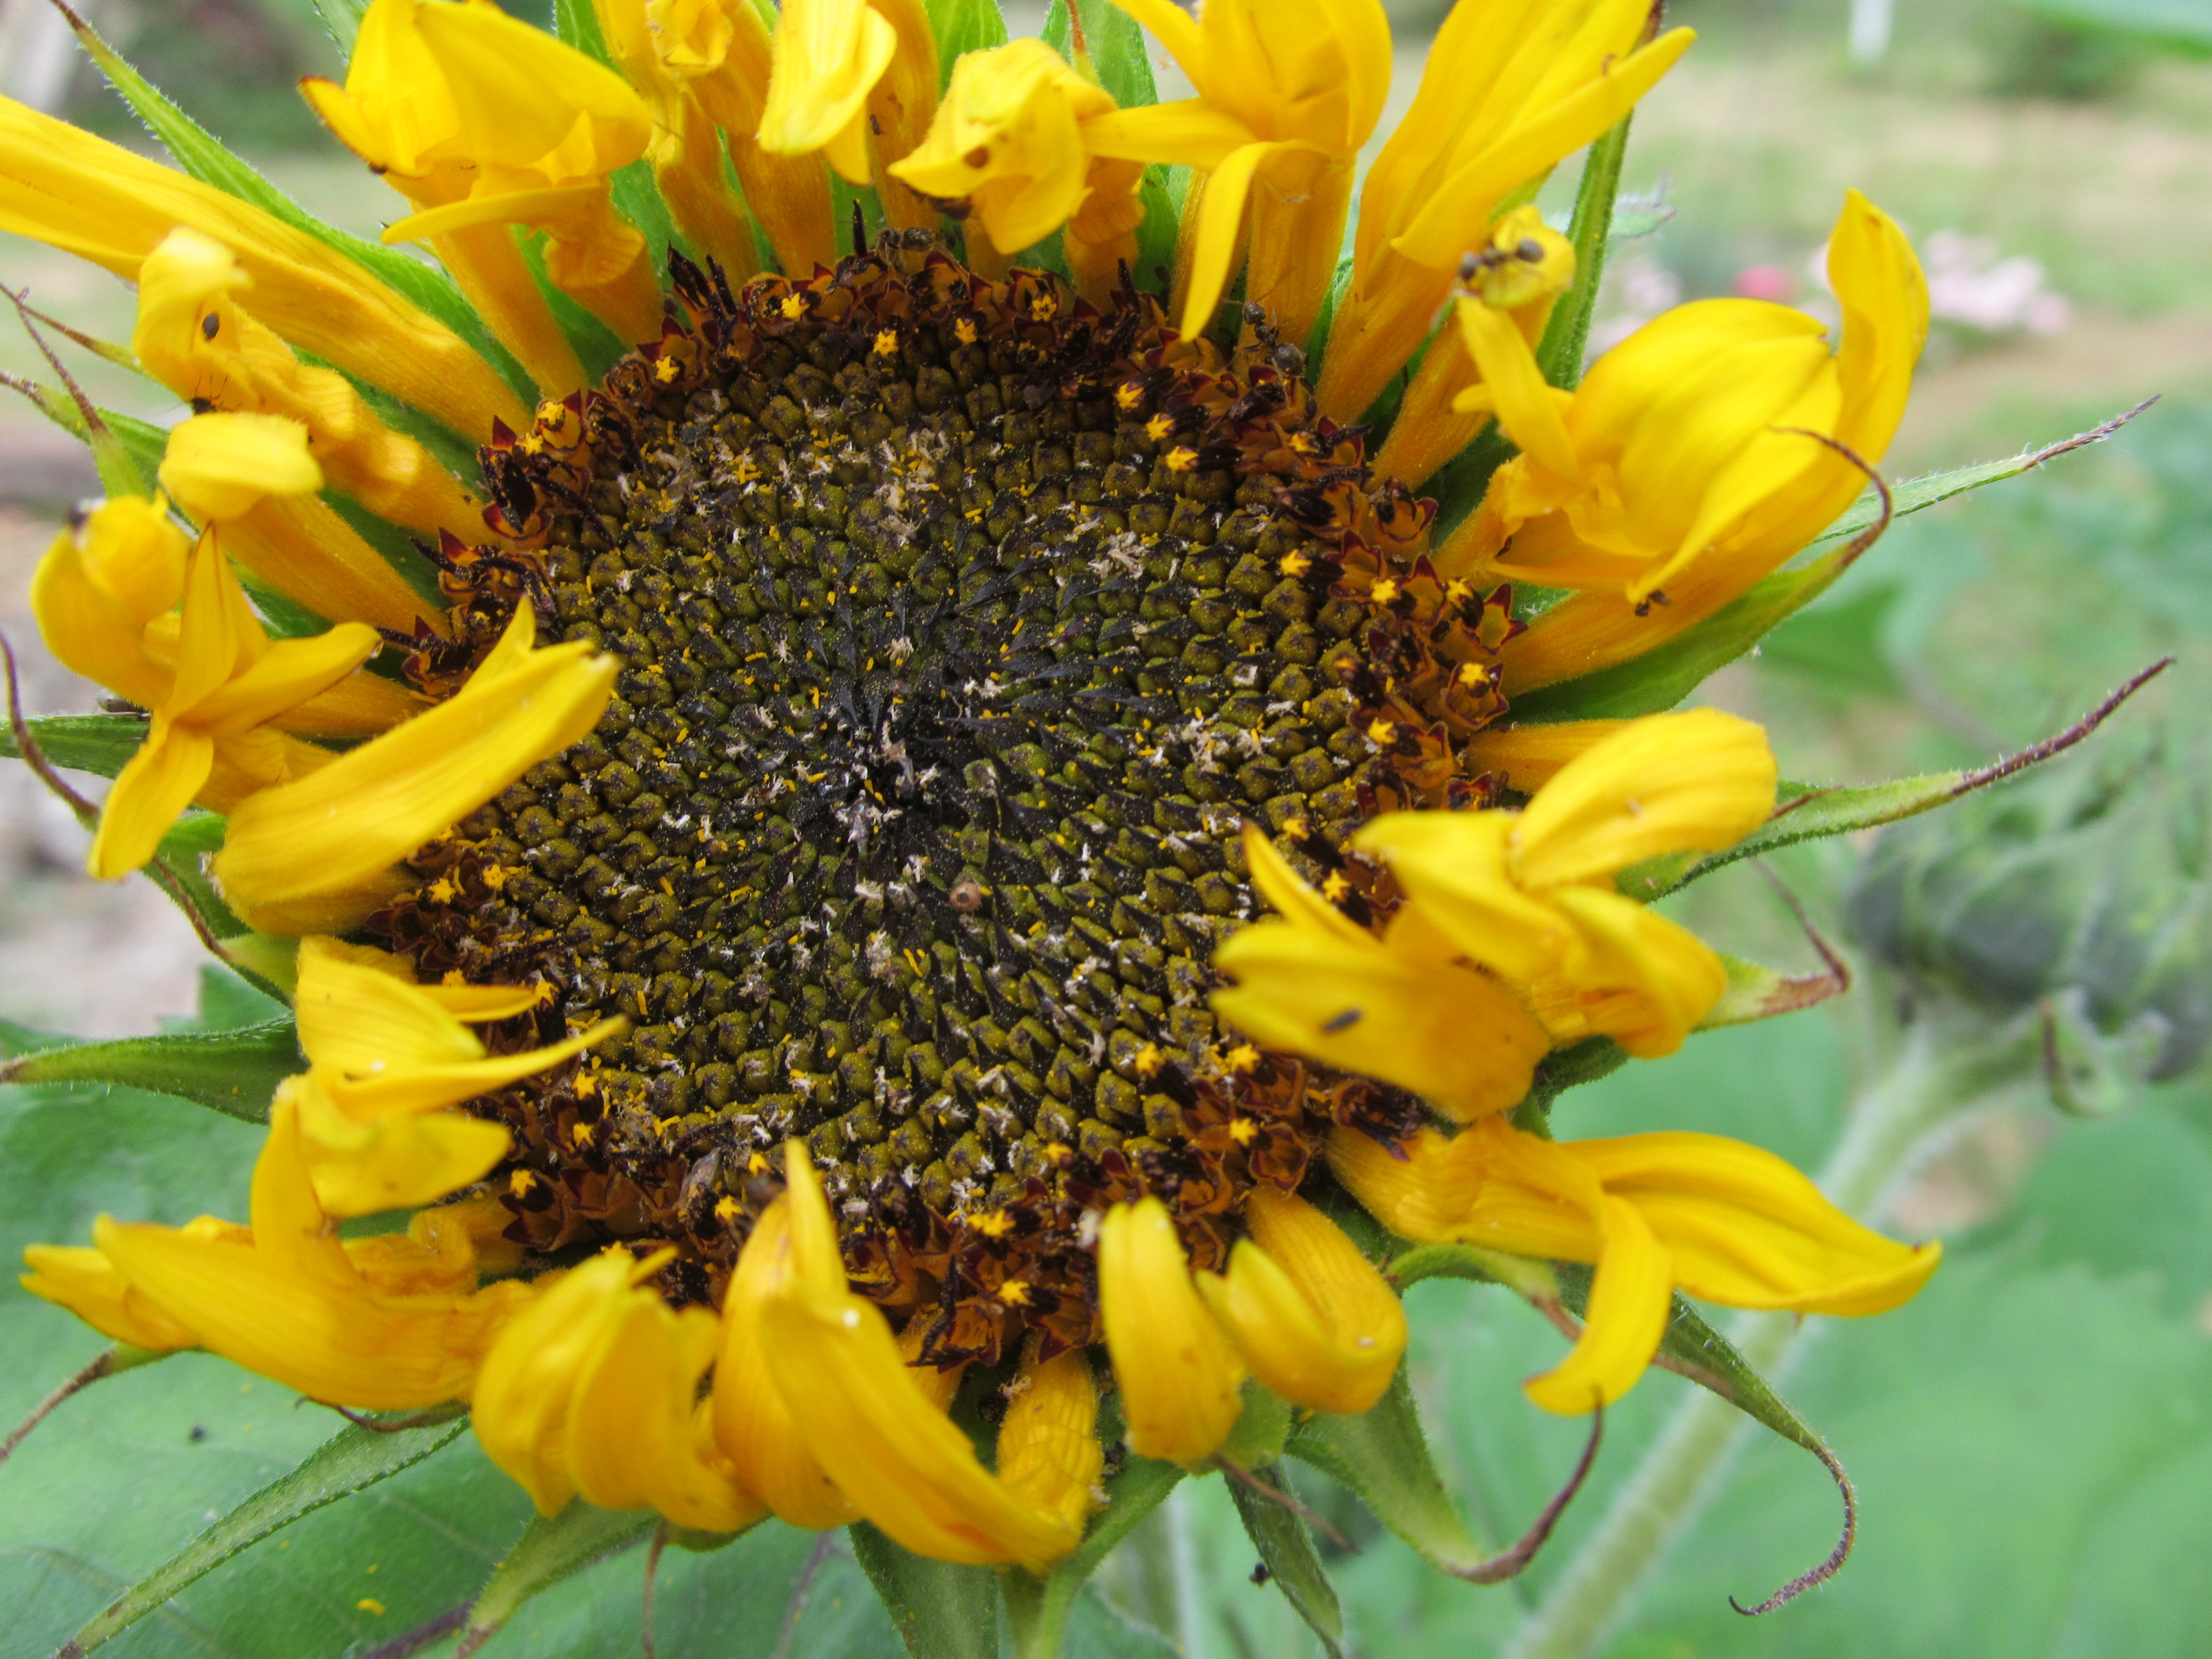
[3,0,2212,1654]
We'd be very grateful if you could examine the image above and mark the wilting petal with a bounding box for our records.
[1098,1198,1245,1466]
[1509,709,1778,889]
[758,0,898,176]
[1213,916,1546,1119]
[1462,721,1631,794]
[760,1144,1082,1568]
[1562,1132,1942,1315]
[1197,1187,1405,1415]
[215,607,615,912]
[21,1242,202,1351]
[1522,1193,1672,1413]
[996,1342,1102,1540]
[712,1199,858,1529]
[95,1100,527,1409]
[474,1252,631,1515]
[88,720,215,881]
[292,1075,513,1219]
[1350,811,1569,984]
[1546,884,1730,1057]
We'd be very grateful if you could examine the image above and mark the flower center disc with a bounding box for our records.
[390,245,1445,1362]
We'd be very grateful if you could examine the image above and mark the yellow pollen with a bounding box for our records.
[874,328,900,357]
[1229,1118,1259,1144]
[574,1071,598,1099]
[997,1279,1032,1306]
[1225,1043,1261,1073]
[1367,717,1397,745]
[1145,413,1174,442]
[1134,1043,1163,1078]
[1370,578,1400,604]
[1322,870,1352,902]
[714,1195,741,1223]
[509,1168,537,1196]
[779,294,806,321]
[954,316,979,344]
[1280,550,1312,577]
[970,1209,1015,1239]
[1165,446,1199,473]
[653,356,680,383]
[1115,381,1145,410]
[428,877,457,904]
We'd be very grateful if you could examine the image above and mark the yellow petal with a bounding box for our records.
[96,1099,524,1409]
[1240,822,1371,948]
[293,1075,513,1219]
[761,1143,1082,1568]
[758,0,898,173]
[158,412,324,524]
[320,1018,621,1121]
[711,1199,858,1529]
[214,607,615,911]
[411,1,652,180]
[295,937,486,1073]
[1349,811,1570,985]
[1521,1193,1671,1413]
[29,509,180,710]
[1546,885,1729,1058]
[996,1342,1102,1541]
[1827,189,1928,462]
[1508,709,1777,889]
[1563,1132,1942,1315]
[1463,721,1632,794]
[1211,917,1546,1119]
[0,96,528,438]
[1197,1187,1405,1415]
[1455,291,1578,481]
[21,1242,201,1351]
[87,719,215,881]
[565,1277,763,1532]
[1175,139,1296,340]
[1098,1197,1245,1465]
[473,1251,635,1515]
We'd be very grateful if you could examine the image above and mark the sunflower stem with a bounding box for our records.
[1496,1020,1979,1659]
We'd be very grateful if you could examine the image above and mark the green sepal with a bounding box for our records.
[309,0,369,56]
[0,1017,301,1123]
[1697,951,1849,1031]
[65,5,534,416]
[1216,1378,1293,1469]
[928,0,1012,81]
[1534,115,1632,392]
[1286,1364,1498,1579]
[0,714,150,779]
[1519,1036,1627,1126]
[1044,0,1160,109]
[324,491,444,607]
[1003,1455,1183,1659]
[851,1521,1003,1659]
[1228,1461,1345,1659]
[5,374,165,496]
[1509,408,2153,724]
[455,1500,661,1653]
[54,1409,469,1658]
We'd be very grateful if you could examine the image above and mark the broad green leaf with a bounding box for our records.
[928,0,1012,81]
[457,1501,661,1651]
[55,1410,469,1657]
[1004,1457,1183,1659]
[1228,1463,1343,1659]
[66,7,533,415]
[1519,1036,1628,1124]
[1287,1367,1497,1579]
[851,1521,1001,1659]
[1534,114,1633,390]
[0,714,150,779]
[0,1019,301,1124]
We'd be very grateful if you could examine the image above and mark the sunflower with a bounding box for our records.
[3,0,1977,1647]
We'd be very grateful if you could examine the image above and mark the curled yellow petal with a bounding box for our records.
[214,606,616,916]
[94,1099,529,1410]
[20,1242,201,1352]
[711,1199,858,1529]
[1196,1187,1405,1415]
[1098,1197,1244,1466]
[473,1251,633,1515]
[759,0,899,179]
[760,1143,1082,1568]
[996,1341,1103,1541]
[1522,1194,1672,1414]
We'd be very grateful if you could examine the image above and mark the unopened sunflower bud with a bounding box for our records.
[1845,742,2212,1081]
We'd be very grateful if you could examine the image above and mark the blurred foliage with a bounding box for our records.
[63,0,342,150]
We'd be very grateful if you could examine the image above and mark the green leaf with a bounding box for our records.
[54,1411,469,1658]
[1534,113,1633,391]
[1287,1367,1497,1580]
[456,1501,661,1651]
[1812,423,2138,551]
[1217,1379,1293,1470]
[0,714,148,779]
[1228,1464,1343,1659]
[851,1521,1002,1659]
[928,0,1012,81]
[0,1018,301,1123]
[65,7,532,417]
[1004,1457,1183,1659]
